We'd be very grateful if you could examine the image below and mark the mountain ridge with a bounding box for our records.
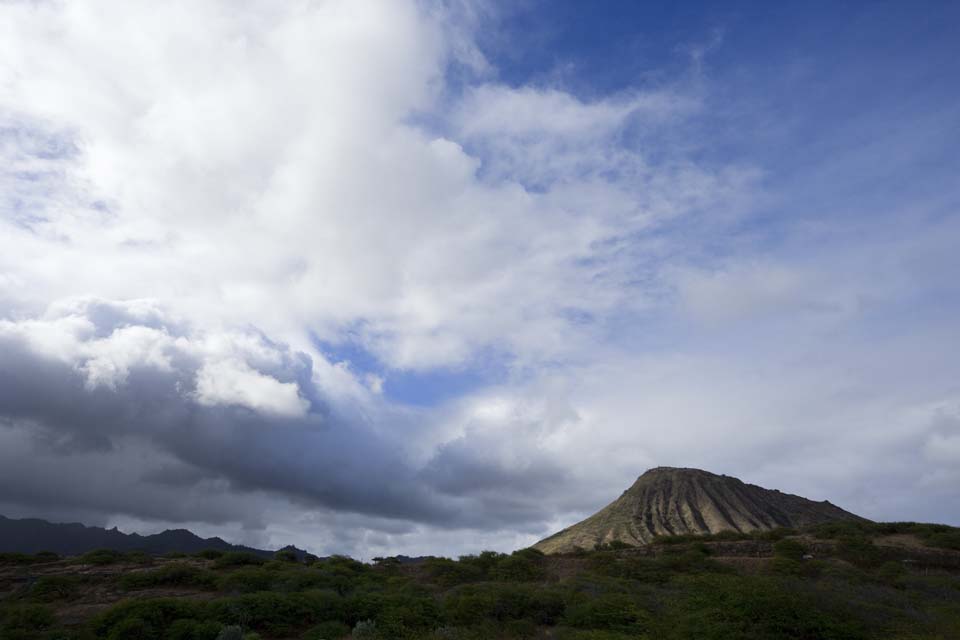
[534,467,867,554]
[0,514,301,558]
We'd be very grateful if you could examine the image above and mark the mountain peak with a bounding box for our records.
[534,467,866,554]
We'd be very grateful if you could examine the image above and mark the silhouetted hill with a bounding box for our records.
[535,467,867,553]
[0,514,297,558]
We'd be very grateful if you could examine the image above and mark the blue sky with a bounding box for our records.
[0,1,958,557]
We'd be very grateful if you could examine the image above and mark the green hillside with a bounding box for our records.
[2,521,959,639]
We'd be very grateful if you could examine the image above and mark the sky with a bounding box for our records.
[0,0,959,559]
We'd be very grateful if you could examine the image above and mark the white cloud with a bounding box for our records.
[0,0,752,373]
[0,0,958,557]
[194,358,308,417]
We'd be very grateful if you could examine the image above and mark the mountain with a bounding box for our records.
[534,467,867,554]
[0,514,291,558]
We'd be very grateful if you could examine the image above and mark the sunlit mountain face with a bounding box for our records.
[1,0,959,558]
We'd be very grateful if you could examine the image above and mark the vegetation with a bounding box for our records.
[70,548,153,566]
[0,522,958,639]
[0,551,60,565]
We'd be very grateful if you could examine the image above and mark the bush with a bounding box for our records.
[205,591,346,637]
[218,568,279,594]
[877,561,907,587]
[491,548,546,582]
[87,598,206,638]
[374,592,441,636]
[215,552,267,568]
[217,625,245,640]
[166,618,223,640]
[77,549,123,565]
[563,593,649,632]
[1,604,56,636]
[459,550,507,576]
[74,548,152,566]
[925,531,960,551]
[655,548,730,575]
[196,549,226,560]
[275,549,299,563]
[352,619,377,638]
[31,575,82,601]
[769,557,822,578]
[836,536,884,569]
[303,620,351,639]
[0,551,60,565]
[424,557,484,587]
[443,583,565,627]
[593,540,634,551]
[754,528,798,541]
[503,618,537,638]
[120,562,219,590]
[661,575,867,640]
[773,538,805,561]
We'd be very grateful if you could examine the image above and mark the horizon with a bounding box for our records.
[0,464,888,559]
[1,0,959,559]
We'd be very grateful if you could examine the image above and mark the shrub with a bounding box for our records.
[196,549,226,560]
[503,618,538,638]
[443,583,564,627]
[655,548,730,575]
[0,551,60,565]
[73,548,152,566]
[374,592,441,636]
[773,538,805,561]
[120,563,219,590]
[593,540,634,551]
[589,552,669,584]
[206,591,346,636]
[31,575,82,601]
[87,597,206,638]
[1,604,56,636]
[662,575,867,640]
[564,593,649,632]
[77,548,123,565]
[424,557,484,587]
[754,528,798,542]
[107,616,150,640]
[653,533,703,545]
[0,552,33,565]
[166,618,223,640]
[925,531,960,551]
[217,626,245,640]
[303,620,351,639]
[275,549,299,563]
[33,551,61,563]
[809,521,876,541]
[491,548,547,582]
[769,557,822,578]
[352,619,377,638]
[877,561,907,587]
[218,568,278,594]
[836,536,884,569]
[458,550,505,576]
[215,552,267,568]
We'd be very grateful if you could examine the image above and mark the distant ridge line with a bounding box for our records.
[0,514,301,558]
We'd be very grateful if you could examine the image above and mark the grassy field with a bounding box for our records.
[1,521,959,639]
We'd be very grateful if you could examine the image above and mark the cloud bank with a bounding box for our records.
[1,0,958,556]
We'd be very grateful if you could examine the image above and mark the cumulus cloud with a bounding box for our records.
[0,0,958,556]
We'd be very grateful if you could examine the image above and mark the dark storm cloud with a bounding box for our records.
[0,309,573,533]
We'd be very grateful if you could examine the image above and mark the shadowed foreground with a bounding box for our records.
[1,520,959,639]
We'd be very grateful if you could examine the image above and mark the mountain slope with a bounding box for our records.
[534,467,866,554]
[0,514,285,557]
